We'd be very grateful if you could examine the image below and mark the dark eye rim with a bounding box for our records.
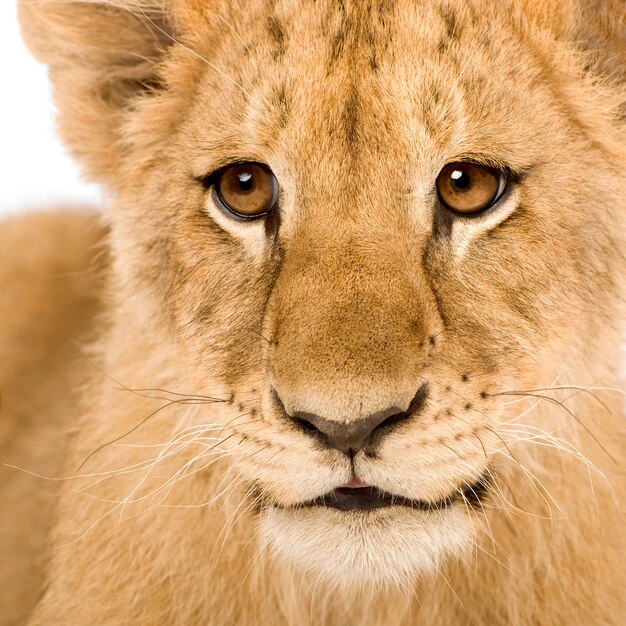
[436,161,509,216]
[202,161,279,221]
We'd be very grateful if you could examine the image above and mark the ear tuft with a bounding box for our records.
[519,0,625,84]
[575,1,626,85]
[19,0,177,69]
[18,0,178,183]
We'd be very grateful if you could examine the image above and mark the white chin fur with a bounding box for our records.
[260,505,473,588]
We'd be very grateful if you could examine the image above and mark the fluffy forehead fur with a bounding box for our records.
[4,0,625,624]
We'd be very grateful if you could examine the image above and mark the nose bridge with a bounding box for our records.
[269,227,431,422]
[278,228,412,338]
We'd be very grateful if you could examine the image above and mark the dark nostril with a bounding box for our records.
[374,383,429,433]
[294,416,320,433]
[375,412,406,432]
[273,383,429,455]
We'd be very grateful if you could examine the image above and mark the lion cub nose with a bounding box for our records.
[273,385,427,454]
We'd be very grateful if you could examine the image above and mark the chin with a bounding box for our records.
[259,504,474,588]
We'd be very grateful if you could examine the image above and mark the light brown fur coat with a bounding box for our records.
[1,1,625,624]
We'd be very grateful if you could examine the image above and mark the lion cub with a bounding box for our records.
[2,1,624,624]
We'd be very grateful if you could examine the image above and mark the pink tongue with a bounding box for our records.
[342,478,370,489]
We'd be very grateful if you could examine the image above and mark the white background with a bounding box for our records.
[0,2,100,218]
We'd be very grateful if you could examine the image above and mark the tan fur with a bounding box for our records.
[0,211,106,624]
[2,0,625,623]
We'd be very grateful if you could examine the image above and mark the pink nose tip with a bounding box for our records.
[342,477,370,488]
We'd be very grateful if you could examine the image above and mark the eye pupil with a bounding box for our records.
[238,171,253,192]
[450,169,470,190]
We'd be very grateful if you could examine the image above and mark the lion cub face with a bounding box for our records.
[21,0,624,585]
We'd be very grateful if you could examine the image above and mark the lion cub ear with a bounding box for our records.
[520,0,625,84]
[18,0,180,183]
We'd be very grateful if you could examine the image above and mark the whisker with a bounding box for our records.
[77,397,207,471]
[506,397,543,422]
[214,13,252,53]
[495,391,617,464]
[493,450,563,521]
[112,385,227,403]
[494,386,613,416]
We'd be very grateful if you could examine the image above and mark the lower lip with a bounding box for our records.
[297,474,490,513]
[304,486,454,512]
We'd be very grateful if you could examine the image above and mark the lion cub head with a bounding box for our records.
[21,0,625,586]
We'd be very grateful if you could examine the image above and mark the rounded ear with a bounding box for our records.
[18,0,177,183]
[520,0,625,84]
[576,1,626,84]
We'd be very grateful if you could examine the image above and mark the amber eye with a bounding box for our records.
[214,163,278,219]
[436,162,506,214]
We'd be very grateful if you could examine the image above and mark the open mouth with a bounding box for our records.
[299,475,490,512]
